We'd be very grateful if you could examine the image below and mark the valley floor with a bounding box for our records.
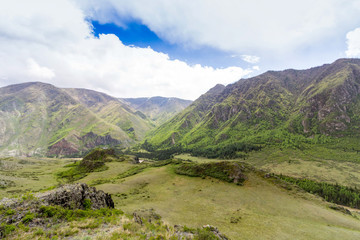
[1,151,360,239]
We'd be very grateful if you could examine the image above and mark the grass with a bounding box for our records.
[244,147,360,188]
[0,157,74,199]
[95,162,360,240]
[2,153,360,239]
[1,202,220,240]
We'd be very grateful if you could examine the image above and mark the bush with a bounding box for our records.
[175,161,247,184]
[0,224,16,238]
[83,199,92,210]
[5,209,15,216]
[22,213,34,224]
[194,228,218,240]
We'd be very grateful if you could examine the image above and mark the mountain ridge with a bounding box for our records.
[146,58,360,150]
[0,82,189,157]
[120,96,192,125]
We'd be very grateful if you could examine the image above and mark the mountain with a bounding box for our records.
[120,96,192,125]
[0,82,153,157]
[147,59,360,149]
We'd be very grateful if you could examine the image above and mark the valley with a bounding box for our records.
[1,59,360,239]
[1,147,360,239]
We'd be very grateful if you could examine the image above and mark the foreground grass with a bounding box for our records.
[2,150,360,239]
[1,205,220,240]
[95,163,360,240]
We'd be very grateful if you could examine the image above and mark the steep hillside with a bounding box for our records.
[147,59,360,149]
[0,82,153,157]
[64,88,153,140]
[120,96,192,125]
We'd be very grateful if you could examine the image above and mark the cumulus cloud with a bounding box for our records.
[78,0,360,55]
[242,55,260,64]
[0,0,253,100]
[27,59,55,79]
[346,28,360,57]
[76,0,360,71]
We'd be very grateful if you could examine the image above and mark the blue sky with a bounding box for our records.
[92,20,248,69]
[1,0,360,99]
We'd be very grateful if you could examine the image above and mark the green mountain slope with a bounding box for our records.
[64,88,153,140]
[120,96,192,125]
[0,82,153,157]
[147,59,360,149]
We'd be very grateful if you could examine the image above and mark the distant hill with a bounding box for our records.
[0,82,154,157]
[120,96,192,125]
[147,59,360,150]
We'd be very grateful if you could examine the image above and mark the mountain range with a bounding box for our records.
[147,58,360,149]
[0,82,190,157]
[120,97,192,125]
[1,58,360,157]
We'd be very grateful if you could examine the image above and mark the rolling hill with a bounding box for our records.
[0,82,155,157]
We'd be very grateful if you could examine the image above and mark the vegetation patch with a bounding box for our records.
[57,148,127,182]
[175,161,248,185]
[90,159,179,186]
[0,201,227,239]
[136,140,262,160]
[0,179,16,189]
[277,175,360,209]
[187,142,262,159]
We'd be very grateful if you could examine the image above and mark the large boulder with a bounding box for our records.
[0,183,114,210]
[36,183,114,209]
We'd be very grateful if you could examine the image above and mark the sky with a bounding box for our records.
[1,0,360,100]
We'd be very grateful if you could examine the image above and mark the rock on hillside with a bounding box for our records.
[36,183,114,210]
[0,183,114,210]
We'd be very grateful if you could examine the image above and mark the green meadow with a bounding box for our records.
[2,150,360,239]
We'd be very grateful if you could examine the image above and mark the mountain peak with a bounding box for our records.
[206,84,226,95]
[147,58,360,148]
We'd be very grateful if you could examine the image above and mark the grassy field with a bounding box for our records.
[244,147,360,188]
[0,157,74,198]
[1,152,360,239]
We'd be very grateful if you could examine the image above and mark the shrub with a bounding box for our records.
[0,224,16,237]
[22,213,34,224]
[5,209,15,216]
[175,161,247,184]
[83,199,92,210]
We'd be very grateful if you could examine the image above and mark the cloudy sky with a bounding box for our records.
[1,0,360,100]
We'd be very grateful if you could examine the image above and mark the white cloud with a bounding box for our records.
[346,28,360,57]
[252,66,260,71]
[27,58,55,79]
[0,0,254,100]
[242,55,260,64]
[78,0,360,56]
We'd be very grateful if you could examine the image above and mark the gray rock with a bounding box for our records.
[36,183,114,209]
[0,183,114,210]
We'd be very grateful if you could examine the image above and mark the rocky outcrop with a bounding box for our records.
[36,183,114,209]
[47,133,121,157]
[81,132,121,149]
[47,139,79,156]
[0,183,114,210]
[0,184,114,238]
[174,225,229,240]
